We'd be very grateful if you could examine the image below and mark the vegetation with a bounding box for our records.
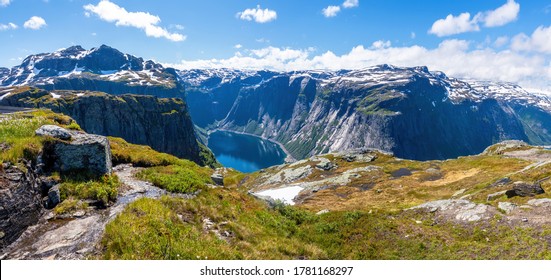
[0,110,78,165]
[137,164,212,194]
[59,173,120,205]
[102,185,551,260]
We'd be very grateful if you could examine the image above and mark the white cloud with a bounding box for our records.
[83,0,185,42]
[237,5,277,23]
[170,24,184,30]
[371,40,391,49]
[342,0,359,9]
[23,16,47,30]
[0,22,17,30]
[429,1,520,37]
[511,25,551,54]
[482,0,519,27]
[169,32,551,90]
[493,36,509,48]
[429,13,479,37]
[322,5,341,18]
[234,44,242,49]
[0,0,11,7]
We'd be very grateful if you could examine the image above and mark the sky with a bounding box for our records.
[0,0,550,91]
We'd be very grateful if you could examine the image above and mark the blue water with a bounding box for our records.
[207,131,286,173]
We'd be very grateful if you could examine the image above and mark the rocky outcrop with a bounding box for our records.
[0,162,42,249]
[37,125,112,176]
[409,199,498,222]
[1,89,213,166]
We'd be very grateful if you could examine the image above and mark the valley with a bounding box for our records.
[1,45,550,260]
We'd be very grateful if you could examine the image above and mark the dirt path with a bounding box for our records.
[0,164,166,260]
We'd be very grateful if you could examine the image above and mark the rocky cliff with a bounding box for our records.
[181,66,551,160]
[0,87,213,166]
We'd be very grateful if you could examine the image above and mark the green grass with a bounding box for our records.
[0,110,78,165]
[101,168,551,260]
[137,164,212,194]
[59,174,120,205]
[53,197,88,215]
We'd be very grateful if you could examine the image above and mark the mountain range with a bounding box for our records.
[2,45,551,161]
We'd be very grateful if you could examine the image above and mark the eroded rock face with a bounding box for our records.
[37,125,112,176]
[0,162,42,249]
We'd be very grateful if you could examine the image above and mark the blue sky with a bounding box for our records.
[1,0,550,90]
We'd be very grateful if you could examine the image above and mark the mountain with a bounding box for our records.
[181,66,551,160]
[0,45,184,98]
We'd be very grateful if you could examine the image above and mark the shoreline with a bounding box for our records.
[208,128,297,163]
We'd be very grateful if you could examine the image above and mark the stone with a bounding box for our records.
[409,199,497,222]
[315,157,336,171]
[39,126,112,176]
[35,125,72,140]
[211,173,224,186]
[498,202,517,214]
[526,198,551,207]
[452,189,466,197]
[73,210,86,218]
[505,181,545,198]
[46,184,61,209]
[487,190,507,201]
[488,177,511,188]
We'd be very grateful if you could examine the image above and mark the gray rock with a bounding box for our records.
[315,157,336,171]
[35,125,72,140]
[211,173,224,186]
[47,185,61,209]
[487,190,507,201]
[488,177,511,188]
[410,199,497,222]
[41,127,112,176]
[505,181,545,198]
[498,202,517,214]
[526,198,551,207]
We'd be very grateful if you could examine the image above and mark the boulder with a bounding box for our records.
[315,157,336,171]
[37,125,112,176]
[505,181,545,198]
[211,173,224,186]
[35,125,72,140]
[487,190,507,201]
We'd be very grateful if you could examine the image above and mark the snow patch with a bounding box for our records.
[255,185,304,205]
[50,92,61,99]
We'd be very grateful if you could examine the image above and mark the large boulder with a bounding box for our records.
[505,181,545,198]
[35,125,72,140]
[0,162,42,249]
[37,125,112,176]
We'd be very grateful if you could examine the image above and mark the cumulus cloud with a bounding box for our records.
[237,5,277,23]
[168,33,551,90]
[342,0,359,9]
[429,1,520,37]
[234,44,242,49]
[23,16,47,30]
[0,0,11,7]
[429,13,479,37]
[511,25,551,54]
[322,6,341,18]
[482,0,519,27]
[83,0,185,42]
[0,22,17,31]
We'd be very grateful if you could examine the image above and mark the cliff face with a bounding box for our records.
[181,66,551,160]
[0,88,210,165]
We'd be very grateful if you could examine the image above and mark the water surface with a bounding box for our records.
[208,131,286,173]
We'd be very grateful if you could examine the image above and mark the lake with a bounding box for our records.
[207,130,287,173]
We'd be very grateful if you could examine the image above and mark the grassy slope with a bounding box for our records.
[101,147,551,259]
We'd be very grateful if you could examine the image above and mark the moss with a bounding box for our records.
[59,174,120,205]
[137,164,212,194]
